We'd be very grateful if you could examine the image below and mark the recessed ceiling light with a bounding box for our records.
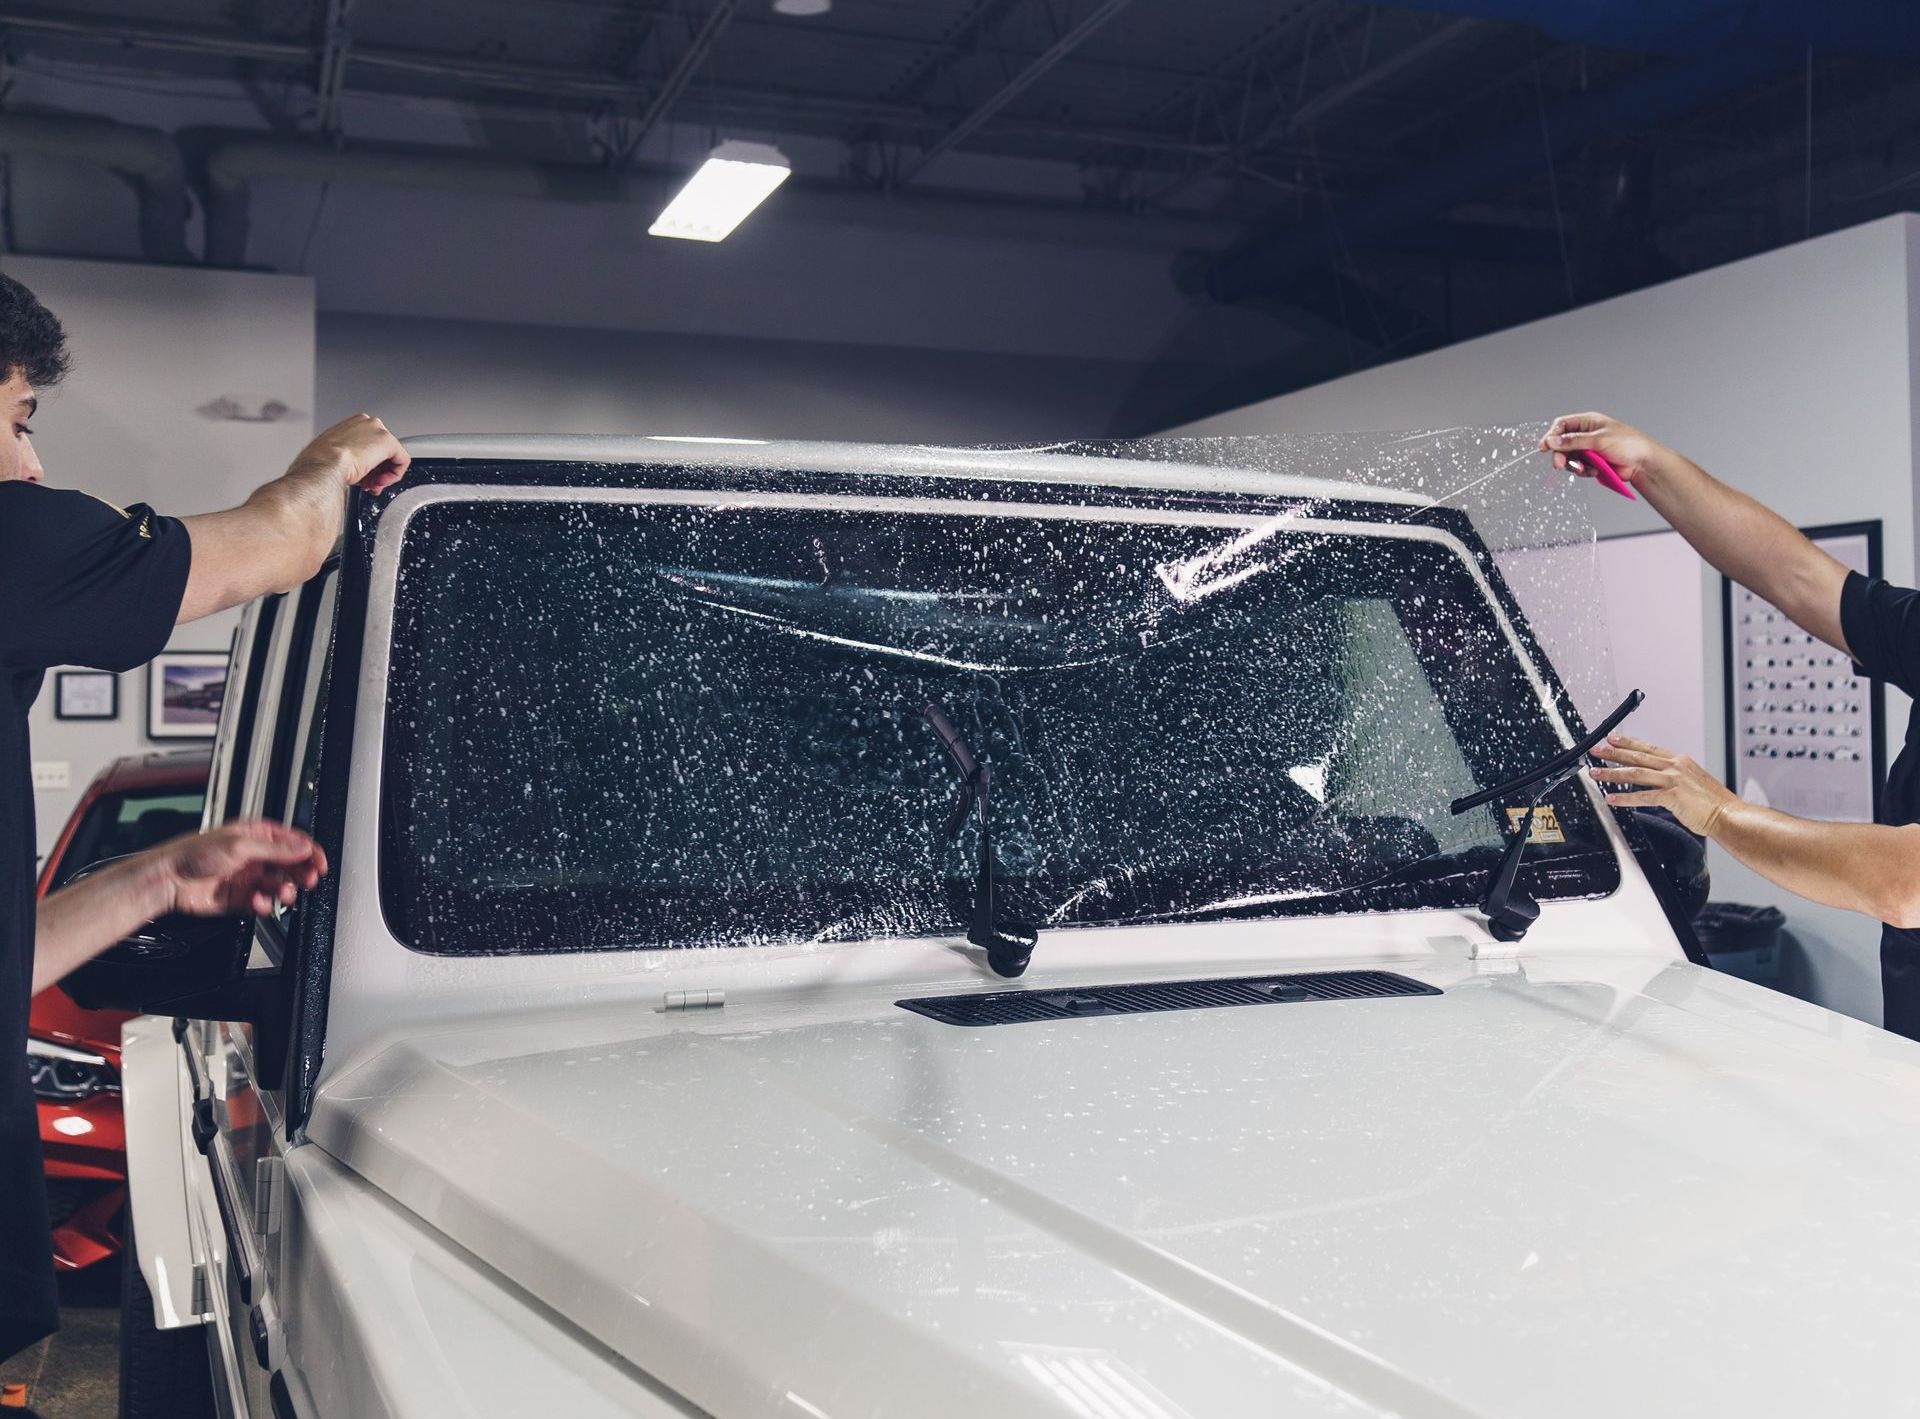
[772,0,831,14]
[649,140,792,242]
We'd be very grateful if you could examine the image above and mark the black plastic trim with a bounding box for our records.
[249,1303,270,1369]
[190,1098,218,1155]
[283,505,371,1137]
[208,1160,254,1306]
[899,969,1441,1027]
[219,593,283,825]
[269,1371,295,1419]
[1616,807,1711,967]
[258,581,327,825]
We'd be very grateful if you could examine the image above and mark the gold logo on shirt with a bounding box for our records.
[78,490,150,537]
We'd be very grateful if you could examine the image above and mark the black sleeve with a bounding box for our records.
[0,483,192,673]
[1840,570,1920,697]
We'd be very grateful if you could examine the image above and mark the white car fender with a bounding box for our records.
[120,1014,210,1329]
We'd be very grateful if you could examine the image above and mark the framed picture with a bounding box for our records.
[53,670,119,722]
[147,652,229,740]
[1722,520,1885,822]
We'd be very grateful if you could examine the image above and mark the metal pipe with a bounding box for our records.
[0,10,1216,164]
[201,135,1237,268]
[0,112,191,263]
[629,0,740,149]
[901,0,1138,186]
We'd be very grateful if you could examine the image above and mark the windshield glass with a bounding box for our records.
[380,493,1619,955]
[51,784,207,891]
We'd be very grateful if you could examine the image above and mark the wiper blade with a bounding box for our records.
[1449,689,1644,816]
[922,698,1038,979]
[1449,688,1643,942]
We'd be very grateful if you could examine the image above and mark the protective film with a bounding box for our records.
[380,426,1626,955]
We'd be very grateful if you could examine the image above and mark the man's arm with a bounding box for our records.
[32,821,326,995]
[176,413,409,624]
[1541,413,1851,655]
[1592,734,1920,927]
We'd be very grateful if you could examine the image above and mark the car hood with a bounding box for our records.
[310,954,1920,1419]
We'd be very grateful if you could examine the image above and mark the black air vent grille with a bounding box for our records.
[897,969,1440,1027]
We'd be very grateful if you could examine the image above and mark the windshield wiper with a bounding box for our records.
[921,698,1038,979]
[1448,688,1643,943]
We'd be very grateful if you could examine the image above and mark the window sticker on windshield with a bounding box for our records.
[1505,805,1567,844]
[378,425,1627,955]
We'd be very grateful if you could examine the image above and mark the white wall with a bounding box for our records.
[0,255,316,859]
[1173,215,1920,1026]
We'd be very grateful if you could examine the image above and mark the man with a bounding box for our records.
[1543,412,1920,1036]
[0,272,408,1370]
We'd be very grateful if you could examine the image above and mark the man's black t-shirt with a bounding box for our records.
[1840,571,1920,1040]
[0,483,189,1360]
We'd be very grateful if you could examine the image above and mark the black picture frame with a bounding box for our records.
[147,651,229,741]
[1721,519,1885,821]
[53,670,119,722]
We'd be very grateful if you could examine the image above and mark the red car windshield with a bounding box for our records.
[50,785,206,891]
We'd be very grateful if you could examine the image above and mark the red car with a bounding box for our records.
[28,748,210,1272]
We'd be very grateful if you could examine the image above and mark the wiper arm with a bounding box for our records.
[1448,688,1643,943]
[922,698,1038,979]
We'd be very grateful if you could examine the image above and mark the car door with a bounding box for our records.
[191,565,338,1416]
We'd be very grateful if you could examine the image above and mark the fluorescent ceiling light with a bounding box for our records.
[649,141,791,242]
[772,0,831,13]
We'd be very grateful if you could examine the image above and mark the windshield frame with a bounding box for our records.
[369,475,1624,957]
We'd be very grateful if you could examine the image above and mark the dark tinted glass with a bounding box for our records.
[383,500,1618,954]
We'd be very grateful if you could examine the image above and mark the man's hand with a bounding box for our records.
[179,412,410,622]
[295,412,411,496]
[145,820,329,918]
[34,820,329,994]
[1539,412,1677,496]
[1590,734,1739,837]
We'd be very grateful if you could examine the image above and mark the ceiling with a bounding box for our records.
[4,0,1920,411]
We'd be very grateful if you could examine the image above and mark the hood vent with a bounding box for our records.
[897,969,1439,1027]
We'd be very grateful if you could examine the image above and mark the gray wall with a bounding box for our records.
[1175,214,1920,1026]
[317,312,1145,443]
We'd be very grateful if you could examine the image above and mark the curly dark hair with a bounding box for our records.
[0,273,69,388]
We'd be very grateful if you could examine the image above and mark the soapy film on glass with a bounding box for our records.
[379,427,1624,955]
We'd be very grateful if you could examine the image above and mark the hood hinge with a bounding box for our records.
[663,989,726,1012]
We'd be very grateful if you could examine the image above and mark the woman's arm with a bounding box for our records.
[1541,413,1851,655]
[1591,734,1920,927]
[32,821,327,995]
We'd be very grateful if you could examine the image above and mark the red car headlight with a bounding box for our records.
[27,1037,118,1101]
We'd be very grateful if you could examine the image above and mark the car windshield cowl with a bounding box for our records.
[378,491,1619,956]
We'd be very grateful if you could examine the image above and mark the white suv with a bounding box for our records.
[78,436,1920,1418]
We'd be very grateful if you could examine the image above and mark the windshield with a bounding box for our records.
[380,495,1619,955]
[51,783,207,891]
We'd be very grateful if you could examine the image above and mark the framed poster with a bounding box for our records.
[53,670,119,722]
[1722,521,1884,822]
[147,652,228,740]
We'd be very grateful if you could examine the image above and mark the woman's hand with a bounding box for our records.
[1590,734,1738,837]
[144,820,329,918]
[1539,412,1676,495]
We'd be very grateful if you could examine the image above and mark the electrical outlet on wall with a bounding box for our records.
[31,762,70,792]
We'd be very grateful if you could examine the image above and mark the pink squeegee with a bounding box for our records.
[1573,449,1635,500]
